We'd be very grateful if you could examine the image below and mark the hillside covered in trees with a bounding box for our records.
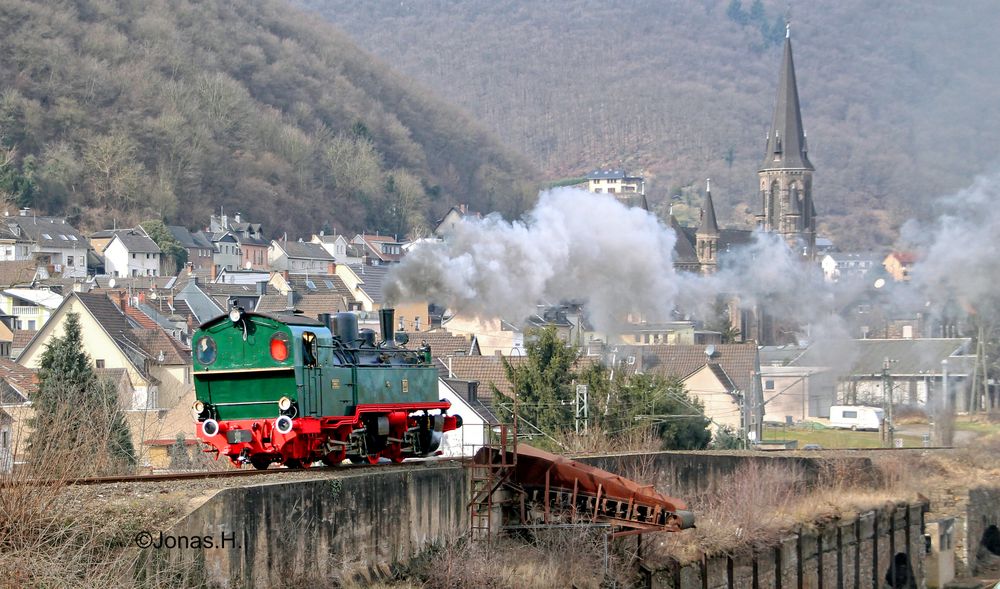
[0,0,537,237]
[297,0,1000,248]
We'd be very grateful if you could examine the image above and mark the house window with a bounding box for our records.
[132,253,136,259]
[96,359,105,368]
[765,380,775,390]
[67,256,73,266]
[27,320,35,330]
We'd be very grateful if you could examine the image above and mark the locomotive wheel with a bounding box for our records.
[383,444,405,463]
[348,456,366,464]
[250,455,272,470]
[322,450,346,467]
[285,458,312,469]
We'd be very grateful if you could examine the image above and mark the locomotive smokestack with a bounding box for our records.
[379,308,395,347]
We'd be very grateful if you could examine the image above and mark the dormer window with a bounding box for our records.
[59,235,68,240]
[42,233,51,240]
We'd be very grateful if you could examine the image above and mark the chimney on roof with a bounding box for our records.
[234,213,241,224]
[19,208,30,217]
[328,262,335,274]
[286,290,294,311]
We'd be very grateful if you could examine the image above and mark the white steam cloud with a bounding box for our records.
[386,174,1000,351]
[386,187,836,335]
[905,171,1000,311]
[384,188,680,332]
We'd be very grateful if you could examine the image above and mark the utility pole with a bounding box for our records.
[575,384,589,435]
[881,357,896,448]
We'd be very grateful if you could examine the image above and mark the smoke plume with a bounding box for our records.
[385,188,680,332]
[905,171,1000,311]
[386,187,842,335]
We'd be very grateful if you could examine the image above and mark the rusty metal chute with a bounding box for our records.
[473,444,694,536]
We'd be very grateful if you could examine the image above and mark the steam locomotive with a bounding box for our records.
[191,307,461,469]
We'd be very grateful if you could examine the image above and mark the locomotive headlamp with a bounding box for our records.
[202,419,220,437]
[274,415,294,435]
[193,400,205,414]
[278,396,292,411]
[229,308,242,323]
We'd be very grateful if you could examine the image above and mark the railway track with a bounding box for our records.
[3,456,467,487]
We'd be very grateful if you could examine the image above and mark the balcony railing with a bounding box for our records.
[12,306,38,316]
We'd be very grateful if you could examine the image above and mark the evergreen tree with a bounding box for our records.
[613,373,712,450]
[29,312,136,471]
[501,327,578,433]
[140,219,188,271]
[168,433,193,470]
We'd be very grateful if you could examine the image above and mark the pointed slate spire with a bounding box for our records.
[761,25,813,171]
[697,178,719,236]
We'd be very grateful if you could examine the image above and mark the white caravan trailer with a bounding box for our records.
[829,406,884,431]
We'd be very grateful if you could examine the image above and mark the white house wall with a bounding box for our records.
[19,298,152,409]
[105,239,160,278]
[437,379,486,457]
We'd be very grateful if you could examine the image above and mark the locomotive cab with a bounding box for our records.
[192,308,460,468]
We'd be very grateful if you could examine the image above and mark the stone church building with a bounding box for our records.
[673,27,817,345]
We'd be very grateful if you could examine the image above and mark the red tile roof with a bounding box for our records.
[0,358,38,401]
[438,355,599,400]
[12,330,36,350]
[625,343,761,394]
[0,260,41,288]
[404,330,479,357]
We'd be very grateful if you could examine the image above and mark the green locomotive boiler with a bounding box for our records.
[191,307,460,468]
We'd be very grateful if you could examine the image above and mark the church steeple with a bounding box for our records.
[760,26,813,172]
[696,178,720,272]
[697,178,720,236]
[757,23,817,260]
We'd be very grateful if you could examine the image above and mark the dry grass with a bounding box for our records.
[556,424,663,456]
[0,405,197,588]
[411,529,636,589]
[649,447,999,565]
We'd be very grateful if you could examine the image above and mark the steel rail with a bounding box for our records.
[1,457,467,487]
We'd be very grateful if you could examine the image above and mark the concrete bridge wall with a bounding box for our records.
[650,502,927,589]
[145,451,918,588]
[967,486,1000,576]
[578,450,876,497]
[142,464,467,588]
